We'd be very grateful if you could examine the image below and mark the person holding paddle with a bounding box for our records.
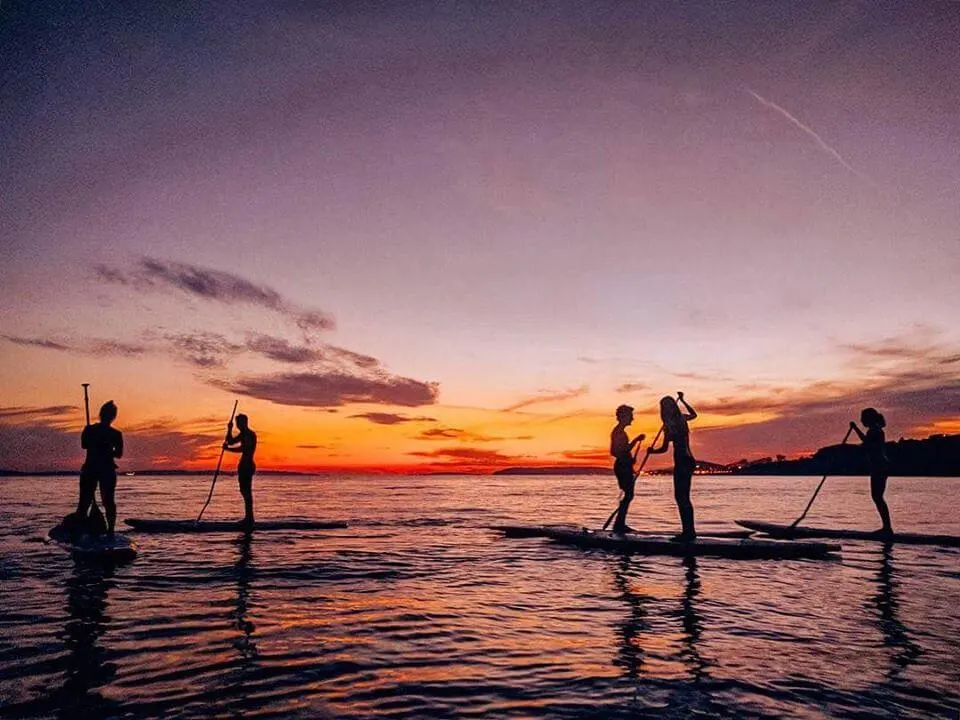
[78,400,123,536]
[609,405,646,534]
[223,414,257,527]
[647,392,698,541]
[849,408,893,536]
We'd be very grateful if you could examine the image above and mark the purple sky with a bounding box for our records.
[1,2,958,470]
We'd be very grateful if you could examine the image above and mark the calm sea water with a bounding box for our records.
[1,473,958,719]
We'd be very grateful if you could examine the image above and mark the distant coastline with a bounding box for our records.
[2,433,957,477]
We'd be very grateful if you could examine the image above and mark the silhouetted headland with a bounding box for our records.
[729,433,960,477]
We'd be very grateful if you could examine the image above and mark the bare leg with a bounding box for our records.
[871,474,892,533]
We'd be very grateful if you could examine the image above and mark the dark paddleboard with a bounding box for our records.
[737,520,960,547]
[493,524,754,539]
[48,524,139,562]
[125,518,348,533]
[496,524,839,560]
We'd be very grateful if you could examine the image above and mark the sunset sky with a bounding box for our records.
[1,2,958,472]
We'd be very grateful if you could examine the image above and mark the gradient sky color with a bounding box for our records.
[1,2,958,472]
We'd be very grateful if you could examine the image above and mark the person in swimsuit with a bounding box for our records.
[849,408,893,535]
[78,401,123,536]
[224,414,257,526]
[647,392,698,541]
[609,405,645,534]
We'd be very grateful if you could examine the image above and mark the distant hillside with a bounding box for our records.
[731,433,960,477]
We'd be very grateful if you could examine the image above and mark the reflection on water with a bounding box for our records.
[59,560,118,718]
[679,557,709,684]
[871,544,922,683]
[232,533,258,663]
[0,473,958,719]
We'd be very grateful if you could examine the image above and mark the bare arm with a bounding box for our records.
[678,392,697,421]
[849,422,866,442]
[647,433,671,455]
[114,432,123,459]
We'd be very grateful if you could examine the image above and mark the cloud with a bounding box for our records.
[0,405,76,421]
[2,335,72,351]
[744,87,865,179]
[407,447,525,465]
[2,335,148,357]
[688,337,960,461]
[552,447,610,463]
[616,382,650,393]
[221,370,439,408]
[348,412,436,425]
[503,385,589,412]
[162,331,243,369]
[416,426,533,442]
[245,333,322,363]
[95,257,335,332]
[0,407,221,471]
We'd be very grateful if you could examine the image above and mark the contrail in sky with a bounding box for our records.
[744,87,865,179]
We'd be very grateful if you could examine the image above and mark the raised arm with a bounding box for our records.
[678,391,697,421]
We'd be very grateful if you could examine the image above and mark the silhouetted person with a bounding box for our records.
[850,407,893,535]
[610,404,645,533]
[77,401,123,536]
[224,413,257,526]
[648,392,698,541]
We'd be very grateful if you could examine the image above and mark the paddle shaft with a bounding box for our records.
[602,423,665,531]
[789,426,855,528]
[82,383,91,426]
[196,400,239,523]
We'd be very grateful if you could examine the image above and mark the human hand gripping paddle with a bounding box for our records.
[196,400,239,524]
[789,425,855,529]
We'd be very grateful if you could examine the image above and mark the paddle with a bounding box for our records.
[789,426,854,528]
[196,400,239,524]
[82,383,91,426]
[602,423,664,531]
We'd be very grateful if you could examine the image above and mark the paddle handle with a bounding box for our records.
[82,383,91,426]
[789,426,854,528]
[196,400,239,523]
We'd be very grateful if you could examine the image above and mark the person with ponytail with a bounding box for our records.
[849,408,893,535]
[647,392,698,541]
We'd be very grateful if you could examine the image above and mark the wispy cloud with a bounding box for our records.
[221,371,439,408]
[416,426,533,442]
[744,87,865,179]
[95,257,335,332]
[348,412,437,425]
[616,381,650,393]
[0,407,222,471]
[503,385,588,412]
[408,447,526,465]
[2,335,148,357]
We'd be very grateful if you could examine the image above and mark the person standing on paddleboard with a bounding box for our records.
[78,401,123,536]
[223,414,257,526]
[610,405,646,534]
[647,392,698,541]
[849,408,893,536]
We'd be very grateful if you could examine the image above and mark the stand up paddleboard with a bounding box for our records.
[493,524,754,539]
[496,524,839,560]
[736,520,960,547]
[125,518,348,533]
[48,524,139,562]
